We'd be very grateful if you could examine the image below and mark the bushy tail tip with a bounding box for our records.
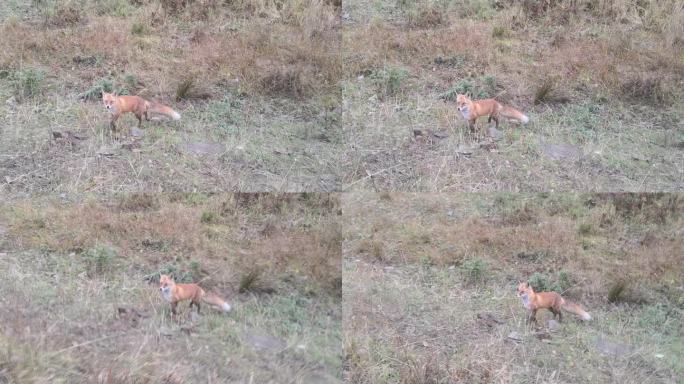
[221,303,232,312]
[521,114,529,124]
[171,111,181,120]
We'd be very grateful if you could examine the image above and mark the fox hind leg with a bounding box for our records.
[190,300,201,314]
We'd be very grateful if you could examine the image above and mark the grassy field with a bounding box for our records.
[341,0,684,191]
[343,192,683,383]
[0,193,342,383]
[0,0,342,196]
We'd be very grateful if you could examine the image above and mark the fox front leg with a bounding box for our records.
[191,300,201,314]
[468,119,476,133]
[170,302,178,315]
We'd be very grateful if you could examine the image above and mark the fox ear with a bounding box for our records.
[112,92,118,97]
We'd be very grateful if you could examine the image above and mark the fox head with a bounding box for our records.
[517,282,533,297]
[455,94,472,110]
[455,94,472,119]
[159,274,176,297]
[102,92,118,111]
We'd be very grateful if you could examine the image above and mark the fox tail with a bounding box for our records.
[148,102,181,120]
[500,106,529,124]
[562,301,591,321]
[202,292,232,313]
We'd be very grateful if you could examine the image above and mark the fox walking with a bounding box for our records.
[517,282,591,324]
[455,94,529,134]
[159,274,231,315]
[102,92,180,131]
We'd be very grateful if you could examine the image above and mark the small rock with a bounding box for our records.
[477,312,503,328]
[130,127,144,137]
[184,141,225,156]
[547,319,560,331]
[596,337,633,357]
[507,331,523,342]
[243,330,286,351]
[456,144,474,156]
[97,146,117,157]
[541,143,583,160]
[487,126,503,140]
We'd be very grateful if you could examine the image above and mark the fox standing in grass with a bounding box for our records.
[455,93,529,134]
[517,282,591,324]
[102,92,180,131]
[159,274,231,315]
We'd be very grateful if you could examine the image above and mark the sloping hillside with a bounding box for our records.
[0,0,342,195]
[341,0,684,191]
[343,192,683,383]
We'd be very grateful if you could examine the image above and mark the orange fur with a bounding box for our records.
[159,274,231,315]
[517,282,591,324]
[102,92,180,131]
[455,94,529,135]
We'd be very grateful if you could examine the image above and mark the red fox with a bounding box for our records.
[455,94,529,134]
[517,282,591,324]
[102,92,180,130]
[159,274,231,315]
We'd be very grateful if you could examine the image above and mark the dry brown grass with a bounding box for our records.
[0,193,342,382]
[340,0,683,192]
[4,193,341,295]
[0,0,340,100]
[343,192,684,383]
[344,192,683,296]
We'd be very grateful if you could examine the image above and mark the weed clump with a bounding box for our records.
[14,67,44,100]
[79,78,128,101]
[200,211,218,224]
[608,279,627,303]
[619,73,674,105]
[176,76,195,101]
[408,7,445,29]
[82,244,118,276]
[371,66,409,99]
[463,257,488,284]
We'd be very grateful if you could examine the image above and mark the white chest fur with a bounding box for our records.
[460,108,470,120]
[520,294,532,310]
[161,287,173,302]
